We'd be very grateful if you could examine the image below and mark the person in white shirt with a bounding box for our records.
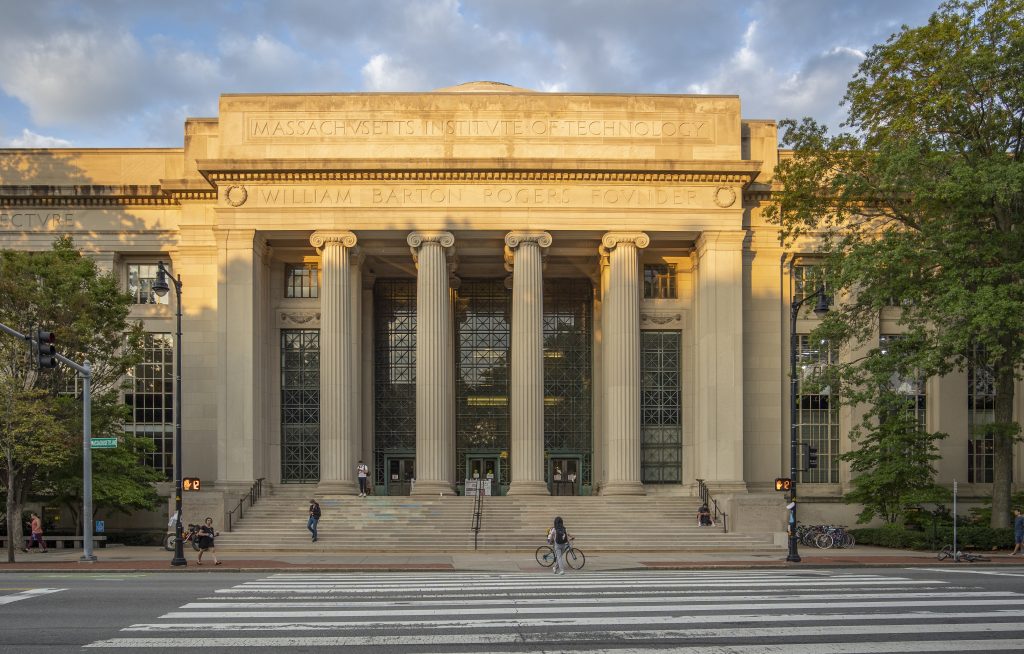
[357,460,369,497]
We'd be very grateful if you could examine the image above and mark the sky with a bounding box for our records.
[0,0,943,148]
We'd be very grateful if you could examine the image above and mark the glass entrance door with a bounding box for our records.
[386,457,415,496]
[549,457,580,495]
[466,456,501,495]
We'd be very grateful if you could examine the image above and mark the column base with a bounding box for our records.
[410,480,456,496]
[599,481,646,496]
[506,480,550,496]
[317,480,359,495]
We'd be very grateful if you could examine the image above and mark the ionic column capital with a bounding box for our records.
[504,231,552,271]
[310,230,358,252]
[407,231,455,264]
[601,231,650,251]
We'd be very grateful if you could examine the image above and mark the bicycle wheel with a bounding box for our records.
[937,545,953,561]
[535,545,555,567]
[814,533,834,549]
[842,532,856,548]
[565,547,586,570]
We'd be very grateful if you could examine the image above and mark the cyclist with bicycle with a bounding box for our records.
[547,516,573,575]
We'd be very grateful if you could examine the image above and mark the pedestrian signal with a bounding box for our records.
[183,477,202,491]
[775,478,793,492]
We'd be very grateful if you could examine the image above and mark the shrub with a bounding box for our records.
[851,524,1014,551]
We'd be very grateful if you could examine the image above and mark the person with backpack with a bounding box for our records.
[547,516,572,575]
[308,499,321,542]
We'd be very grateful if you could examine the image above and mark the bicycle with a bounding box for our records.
[535,540,586,570]
[163,523,202,552]
[937,544,989,562]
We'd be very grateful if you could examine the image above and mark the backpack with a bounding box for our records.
[554,526,568,545]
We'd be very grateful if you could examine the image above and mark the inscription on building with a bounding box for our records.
[231,185,723,209]
[0,212,75,229]
[247,115,712,141]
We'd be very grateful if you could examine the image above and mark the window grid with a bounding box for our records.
[793,264,832,314]
[373,279,417,488]
[125,333,174,479]
[968,343,995,483]
[879,334,927,432]
[641,331,682,484]
[281,329,320,483]
[285,263,319,299]
[643,264,677,299]
[796,335,839,483]
[127,263,169,305]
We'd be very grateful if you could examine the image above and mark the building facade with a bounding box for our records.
[2,83,1021,526]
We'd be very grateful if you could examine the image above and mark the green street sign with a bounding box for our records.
[90,437,118,449]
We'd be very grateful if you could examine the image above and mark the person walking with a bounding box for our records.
[196,517,220,565]
[357,461,369,497]
[547,516,572,575]
[1012,508,1024,555]
[308,498,321,542]
[27,513,47,553]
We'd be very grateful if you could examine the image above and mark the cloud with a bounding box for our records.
[2,128,73,147]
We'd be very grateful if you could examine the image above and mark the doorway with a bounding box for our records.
[466,456,502,495]
[549,457,580,495]
[386,457,415,496]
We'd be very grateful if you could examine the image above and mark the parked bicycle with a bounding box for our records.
[536,541,586,570]
[796,524,856,549]
[937,545,989,562]
[163,523,202,552]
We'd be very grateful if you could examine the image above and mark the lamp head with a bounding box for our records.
[152,262,170,297]
[812,290,830,318]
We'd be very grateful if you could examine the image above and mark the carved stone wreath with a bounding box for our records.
[714,186,737,208]
[280,311,321,325]
[224,185,248,207]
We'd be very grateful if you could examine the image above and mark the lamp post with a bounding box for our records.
[788,285,829,563]
[152,261,185,567]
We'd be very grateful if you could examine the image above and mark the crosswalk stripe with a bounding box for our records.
[181,590,1014,609]
[84,637,1024,651]
[0,588,65,605]
[121,609,1024,632]
[223,579,940,592]
[916,567,1024,578]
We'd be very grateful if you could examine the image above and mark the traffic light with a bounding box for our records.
[35,331,57,369]
[775,478,793,492]
[807,446,819,470]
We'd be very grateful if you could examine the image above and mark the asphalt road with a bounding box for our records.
[2,567,1024,653]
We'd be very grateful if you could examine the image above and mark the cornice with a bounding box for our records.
[0,184,178,207]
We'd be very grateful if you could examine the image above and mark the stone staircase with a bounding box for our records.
[215,487,779,553]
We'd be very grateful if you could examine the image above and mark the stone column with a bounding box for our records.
[505,231,552,495]
[408,231,456,495]
[592,253,611,493]
[361,275,376,470]
[694,231,746,492]
[310,230,359,494]
[599,231,649,496]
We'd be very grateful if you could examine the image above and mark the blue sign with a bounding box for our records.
[95,520,105,533]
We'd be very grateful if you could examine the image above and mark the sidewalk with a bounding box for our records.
[4,544,1024,573]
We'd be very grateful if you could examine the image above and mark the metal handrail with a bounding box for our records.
[226,477,265,532]
[470,486,483,549]
[696,478,729,533]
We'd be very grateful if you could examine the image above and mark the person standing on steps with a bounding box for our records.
[1012,508,1024,556]
[547,516,572,575]
[357,460,369,497]
[308,499,321,542]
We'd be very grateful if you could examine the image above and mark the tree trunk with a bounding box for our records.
[5,451,22,563]
[990,355,1016,529]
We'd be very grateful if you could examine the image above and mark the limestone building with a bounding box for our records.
[2,83,1020,528]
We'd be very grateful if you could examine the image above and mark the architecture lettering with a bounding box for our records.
[0,212,75,229]
[238,185,714,209]
[248,116,710,140]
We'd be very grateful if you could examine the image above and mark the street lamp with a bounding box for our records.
[152,261,185,567]
[788,284,829,563]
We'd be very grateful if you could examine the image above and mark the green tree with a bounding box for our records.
[0,237,143,561]
[766,0,1024,527]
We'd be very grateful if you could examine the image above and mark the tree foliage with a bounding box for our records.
[765,0,1024,527]
[0,237,144,561]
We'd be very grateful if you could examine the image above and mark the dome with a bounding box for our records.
[432,81,535,93]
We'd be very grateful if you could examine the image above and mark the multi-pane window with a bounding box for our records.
[125,333,174,478]
[796,335,839,483]
[285,263,319,299]
[793,264,831,310]
[281,329,320,482]
[879,334,926,432]
[643,264,677,299]
[127,264,169,305]
[968,343,995,483]
[641,331,682,484]
[374,279,417,488]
